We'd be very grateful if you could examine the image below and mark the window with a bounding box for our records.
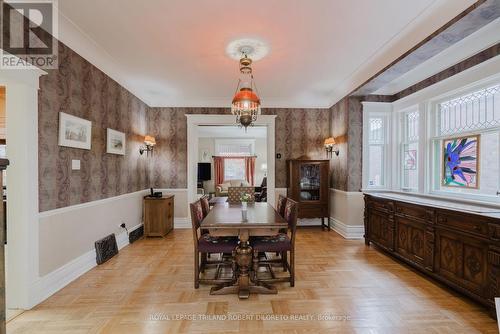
[224,158,245,181]
[401,110,419,190]
[216,139,254,156]
[431,84,500,201]
[366,115,388,188]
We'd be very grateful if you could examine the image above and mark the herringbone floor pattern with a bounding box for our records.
[7,228,498,333]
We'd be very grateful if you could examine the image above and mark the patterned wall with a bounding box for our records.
[38,42,149,212]
[329,97,363,192]
[147,107,330,189]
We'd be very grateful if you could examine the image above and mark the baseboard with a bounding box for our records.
[329,217,364,239]
[297,218,324,226]
[30,224,141,308]
[174,217,190,229]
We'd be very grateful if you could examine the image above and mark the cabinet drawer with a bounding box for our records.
[368,199,394,212]
[395,202,432,222]
[488,223,500,243]
[436,212,488,237]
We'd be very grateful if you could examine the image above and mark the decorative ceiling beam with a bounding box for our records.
[351,0,500,96]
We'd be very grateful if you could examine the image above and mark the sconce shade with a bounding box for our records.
[324,137,336,146]
[144,135,156,146]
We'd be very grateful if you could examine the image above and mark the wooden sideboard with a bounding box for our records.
[364,193,500,316]
[144,195,174,237]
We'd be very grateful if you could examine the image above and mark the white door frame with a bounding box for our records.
[0,66,45,309]
[186,114,276,209]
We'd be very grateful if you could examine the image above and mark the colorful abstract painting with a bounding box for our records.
[442,135,479,188]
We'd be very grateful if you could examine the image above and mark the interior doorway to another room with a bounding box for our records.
[196,125,268,202]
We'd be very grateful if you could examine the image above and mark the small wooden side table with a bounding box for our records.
[143,195,174,237]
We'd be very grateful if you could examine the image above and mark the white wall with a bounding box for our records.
[254,138,267,186]
[198,138,215,193]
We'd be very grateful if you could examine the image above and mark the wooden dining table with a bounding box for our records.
[201,202,288,299]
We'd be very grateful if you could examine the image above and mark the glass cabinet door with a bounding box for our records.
[299,163,321,201]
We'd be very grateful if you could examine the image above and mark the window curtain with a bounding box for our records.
[245,156,256,185]
[213,156,225,185]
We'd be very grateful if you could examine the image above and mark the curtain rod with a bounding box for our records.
[212,155,257,158]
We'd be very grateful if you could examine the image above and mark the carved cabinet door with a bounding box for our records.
[435,228,489,297]
[368,209,394,251]
[395,216,428,269]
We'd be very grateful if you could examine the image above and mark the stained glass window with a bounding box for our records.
[438,84,500,136]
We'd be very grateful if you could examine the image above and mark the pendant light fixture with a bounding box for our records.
[231,50,261,130]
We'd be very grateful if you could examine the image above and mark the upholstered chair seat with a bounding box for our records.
[198,234,239,253]
[251,233,291,252]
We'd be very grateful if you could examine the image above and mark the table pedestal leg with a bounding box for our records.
[210,229,277,298]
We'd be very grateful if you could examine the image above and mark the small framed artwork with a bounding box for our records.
[442,135,480,189]
[106,128,126,155]
[58,112,92,150]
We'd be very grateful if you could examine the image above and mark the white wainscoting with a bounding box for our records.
[35,190,148,307]
[329,189,365,239]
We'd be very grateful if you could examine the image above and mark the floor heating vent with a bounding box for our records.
[95,234,118,265]
[129,225,144,244]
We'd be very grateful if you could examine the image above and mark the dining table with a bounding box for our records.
[200,202,288,299]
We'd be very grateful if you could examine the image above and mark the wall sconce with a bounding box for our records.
[324,137,339,158]
[139,135,156,156]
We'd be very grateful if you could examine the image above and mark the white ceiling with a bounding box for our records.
[198,126,267,138]
[57,0,476,108]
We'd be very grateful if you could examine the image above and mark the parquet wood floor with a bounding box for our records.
[7,228,498,333]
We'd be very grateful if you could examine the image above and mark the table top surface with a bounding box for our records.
[201,203,287,229]
[208,196,228,204]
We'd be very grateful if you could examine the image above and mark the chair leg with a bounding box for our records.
[253,249,259,282]
[290,250,295,287]
[282,251,287,272]
[194,251,200,289]
[200,253,207,273]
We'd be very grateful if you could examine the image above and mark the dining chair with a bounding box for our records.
[251,198,298,287]
[276,194,287,217]
[200,195,210,217]
[276,194,288,234]
[189,200,238,288]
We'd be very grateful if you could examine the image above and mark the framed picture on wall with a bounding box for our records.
[442,135,479,189]
[58,112,92,150]
[106,128,126,155]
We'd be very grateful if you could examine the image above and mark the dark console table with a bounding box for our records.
[364,192,500,317]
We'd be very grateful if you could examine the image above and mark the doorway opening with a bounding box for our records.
[186,114,276,209]
[196,125,268,202]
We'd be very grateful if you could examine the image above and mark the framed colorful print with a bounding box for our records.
[404,149,417,170]
[442,135,479,189]
[106,128,126,155]
[58,112,92,150]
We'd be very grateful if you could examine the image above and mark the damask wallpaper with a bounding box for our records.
[146,107,331,189]
[38,42,149,212]
[329,97,363,192]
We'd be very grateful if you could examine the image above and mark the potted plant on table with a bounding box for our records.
[241,193,252,210]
